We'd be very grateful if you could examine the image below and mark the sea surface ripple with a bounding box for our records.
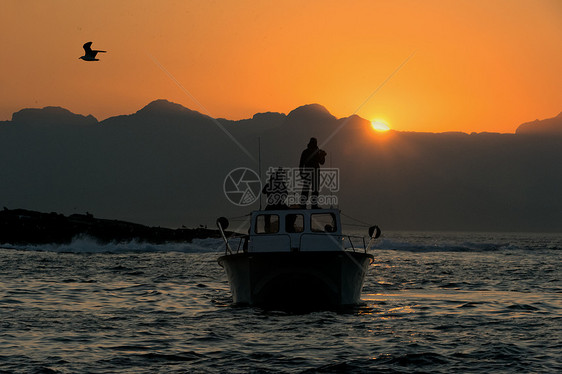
[1,232,561,373]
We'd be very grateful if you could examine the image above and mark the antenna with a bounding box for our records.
[330,150,335,209]
[258,137,262,210]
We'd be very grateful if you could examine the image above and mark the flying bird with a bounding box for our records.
[79,41,106,61]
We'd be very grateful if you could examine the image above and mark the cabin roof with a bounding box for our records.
[250,208,340,216]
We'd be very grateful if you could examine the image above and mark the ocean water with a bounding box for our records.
[1,232,561,373]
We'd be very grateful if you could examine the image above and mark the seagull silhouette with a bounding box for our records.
[79,41,106,61]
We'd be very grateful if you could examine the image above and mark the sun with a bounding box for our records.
[371,120,390,132]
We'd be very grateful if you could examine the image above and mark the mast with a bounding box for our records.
[258,137,262,210]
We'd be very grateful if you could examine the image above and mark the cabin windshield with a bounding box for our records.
[311,213,337,233]
[252,210,340,236]
[255,214,279,234]
[285,214,304,233]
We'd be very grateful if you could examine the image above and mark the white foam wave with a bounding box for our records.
[2,232,560,254]
[0,236,226,254]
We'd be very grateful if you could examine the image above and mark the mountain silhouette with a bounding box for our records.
[516,112,562,135]
[11,106,98,126]
[123,99,208,120]
[1,100,561,232]
[287,104,336,121]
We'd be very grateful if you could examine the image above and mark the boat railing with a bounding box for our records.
[344,235,369,253]
[223,233,372,254]
[222,234,248,255]
[218,215,382,255]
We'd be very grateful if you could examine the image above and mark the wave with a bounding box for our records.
[0,235,226,254]
[372,232,562,252]
[2,232,560,254]
[373,238,511,252]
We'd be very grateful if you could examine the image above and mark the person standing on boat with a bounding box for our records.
[299,137,327,209]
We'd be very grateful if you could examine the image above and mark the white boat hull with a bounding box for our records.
[218,251,373,307]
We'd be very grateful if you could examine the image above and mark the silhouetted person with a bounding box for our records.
[299,137,326,208]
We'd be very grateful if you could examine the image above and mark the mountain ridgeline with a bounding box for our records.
[1,100,561,232]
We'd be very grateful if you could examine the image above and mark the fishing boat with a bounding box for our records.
[217,208,380,308]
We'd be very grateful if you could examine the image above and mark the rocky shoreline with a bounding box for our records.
[0,208,224,245]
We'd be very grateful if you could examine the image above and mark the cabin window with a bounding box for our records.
[255,214,279,234]
[285,214,304,233]
[311,213,337,233]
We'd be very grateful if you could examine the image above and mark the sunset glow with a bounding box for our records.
[371,120,390,132]
[2,0,561,133]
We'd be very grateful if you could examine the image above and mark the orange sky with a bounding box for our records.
[1,0,561,133]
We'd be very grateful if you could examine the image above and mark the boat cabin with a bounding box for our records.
[248,208,344,253]
[216,209,380,306]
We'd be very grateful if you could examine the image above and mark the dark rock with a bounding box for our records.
[0,208,224,245]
